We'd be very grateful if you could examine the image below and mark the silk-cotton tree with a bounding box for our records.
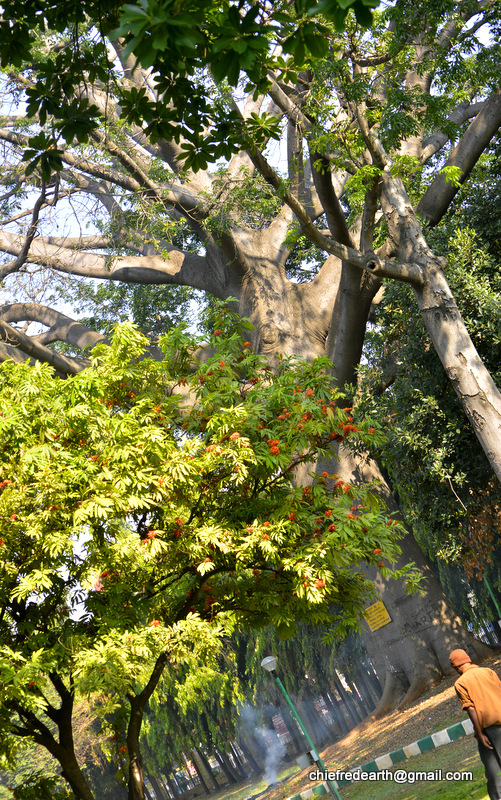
[0,0,500,709]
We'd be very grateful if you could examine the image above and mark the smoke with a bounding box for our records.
[262,732,285,785]
[239,705,286,785]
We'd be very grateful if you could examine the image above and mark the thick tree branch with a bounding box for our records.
[420,101,486,163]
[416,89,501,225]
[240,133,423,284]
[0,304,108,350]
[0,127,205,216]
[309,152,354,246]
[0,320,85,374]
[0,230,233,297]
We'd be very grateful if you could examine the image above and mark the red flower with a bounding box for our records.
[263,521,270,527]
[149,619,160,626]
[229,432,240,440]
[373,548,382,554]
[378,562,385,568]
[321,471,329,477]
[325,509,332,517]
[262,534,269,540]
[213,329,222,336]
[305,389,314,396]
[315,579,325,588]
[243,341,251,347]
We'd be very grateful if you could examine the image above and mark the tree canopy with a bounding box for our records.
[0,317,415,800]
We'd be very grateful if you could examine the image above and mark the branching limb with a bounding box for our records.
[0,303,108,350]
[309,152,354,246]
[420,101,487,163]
[416,89,501,226]
[236,119,424,285]
[0,319,86,374]
[0,229,233,297]
[359,177,381,252]
[0,179,46,281]
[0,127,205,217]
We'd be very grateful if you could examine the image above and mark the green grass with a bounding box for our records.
[339,736,488,800]
[207,763,300,800]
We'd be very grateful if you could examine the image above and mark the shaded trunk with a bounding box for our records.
[213,751,237,784]
[229,742,248,780]
[237,738,262,775]
[322,691,350,737]
[338,449,494,714]
[128,695,147,800]
[194,748,220,790]
[165,773,181,798]
[353,667,378,712]
[280,705,307,753]
[148,775,170,800]
[55,749,96,800]
[345,675,373,717]
[332,674,363,727]
[191,749,216,793]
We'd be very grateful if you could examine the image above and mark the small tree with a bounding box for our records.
[0,317,418,800]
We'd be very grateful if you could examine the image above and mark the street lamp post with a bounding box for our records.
[261,656,342,800]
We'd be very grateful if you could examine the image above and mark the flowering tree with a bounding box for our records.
[0,318,416,800]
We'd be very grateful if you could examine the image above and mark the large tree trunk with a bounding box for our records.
[337,449,494,713]
[239,254,495,714]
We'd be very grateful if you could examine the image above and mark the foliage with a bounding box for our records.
[0,315,419,796]
[0,0,380,176]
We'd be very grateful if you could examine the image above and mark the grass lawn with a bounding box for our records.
[340,735,487,800]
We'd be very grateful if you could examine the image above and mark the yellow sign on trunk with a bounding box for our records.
[363,600,391,631]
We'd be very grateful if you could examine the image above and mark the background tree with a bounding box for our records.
[0,0,500,707]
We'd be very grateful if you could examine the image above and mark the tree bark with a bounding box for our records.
[412,268,501,483]
[191,749,216,793]
[337,448,494,712]
[380,174,501,483]
[332,674,363,727]
[237,738,263,775]
[148,774,171,800]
